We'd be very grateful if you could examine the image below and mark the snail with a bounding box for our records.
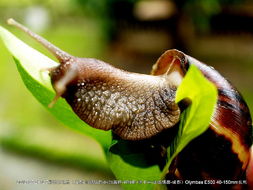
[8,19,252,189]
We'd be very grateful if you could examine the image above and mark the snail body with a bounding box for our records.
[50,57,181,140]
[7,19,182,141]
[8,19,252,189]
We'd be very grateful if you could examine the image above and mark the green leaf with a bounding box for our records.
[161,64,218,179]
[0,25,111,149]
[107,138,163,190]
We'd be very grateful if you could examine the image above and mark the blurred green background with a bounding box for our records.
[0,0,253,189]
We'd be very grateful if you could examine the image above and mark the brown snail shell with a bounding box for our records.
[152,50,252,189]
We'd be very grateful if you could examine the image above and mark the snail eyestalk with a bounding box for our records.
[7,18,71,63]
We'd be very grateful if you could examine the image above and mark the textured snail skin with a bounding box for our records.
[50,58,181,140]
[152,50,252,189]
[8,19,252,189]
